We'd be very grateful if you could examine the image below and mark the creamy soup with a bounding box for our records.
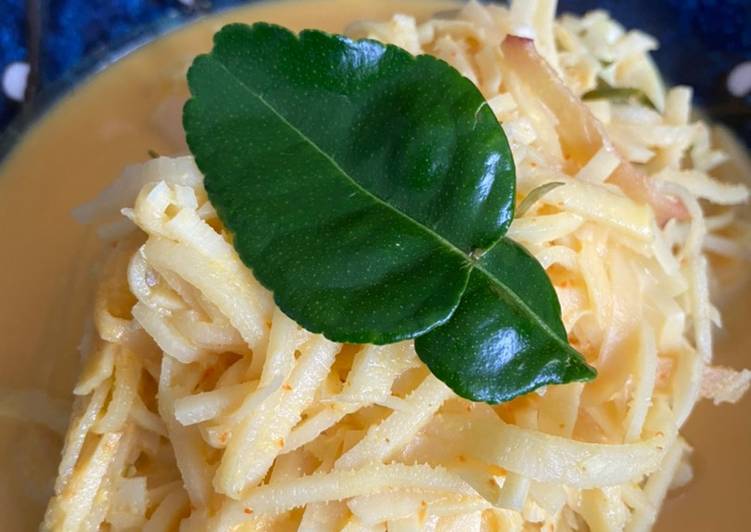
[0,1,748,530]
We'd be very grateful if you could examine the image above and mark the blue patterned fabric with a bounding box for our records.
[0,0,750,144]
[0,0,26,126]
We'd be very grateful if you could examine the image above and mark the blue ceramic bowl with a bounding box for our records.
[0,0,750,151]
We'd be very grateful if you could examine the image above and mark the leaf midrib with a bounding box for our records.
[205,52,569,348]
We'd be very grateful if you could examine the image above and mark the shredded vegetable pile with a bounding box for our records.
[44,1,750,531]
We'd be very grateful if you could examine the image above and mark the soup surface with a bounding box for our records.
[0,1,748,530]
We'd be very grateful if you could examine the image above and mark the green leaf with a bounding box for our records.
[184,23,513,344]
[416,238,593,403]
[516,182,565,217]
[582,78,656,110]
[184,22,595,402]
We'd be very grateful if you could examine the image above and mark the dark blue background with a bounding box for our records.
[1,0,749,144]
